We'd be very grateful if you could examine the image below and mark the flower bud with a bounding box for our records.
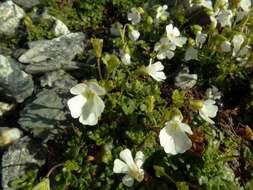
[190,99,204,110]
[91,38,103,58]
[147,16,153,25]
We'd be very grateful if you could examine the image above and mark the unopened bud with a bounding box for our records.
[190,99,204,109]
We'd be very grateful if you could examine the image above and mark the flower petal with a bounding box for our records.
[153,61,164,71]
[79,95,105,126]
[122,174,135,187]
[113,159,129,174]
[67,95,86,118]
[199,110,215,124]
[120,149,135,167]
[173,128,192,154]
[134,151,145,168]
[203,100,218,118]
[159,126,177,155]
[179,123,193,135]
[87,82,106,95]
[70,83,87,95]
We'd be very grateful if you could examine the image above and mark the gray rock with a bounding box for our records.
[0,1,25,36]
[12,0,40,9]
[18,32,86,64]
[1,136,46,190]
[40,70,77,89]
[24,60,82,74]
[53,18,70,36]
[0,55,34,103]
[18,88,68,134]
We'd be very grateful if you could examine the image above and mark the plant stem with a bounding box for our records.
[46,163,65,178]
[97,58,103,80]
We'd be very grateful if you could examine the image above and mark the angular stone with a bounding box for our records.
[0,55,34,102]
[40,70,77,89]
[53,18,70,36]
[0,1,25,36]
[13,0,40,9]
[1,136,46,190]
[18,32,86,64]
[18,88,67,133]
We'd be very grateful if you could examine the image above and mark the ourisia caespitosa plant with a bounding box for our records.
[25,1,253,189]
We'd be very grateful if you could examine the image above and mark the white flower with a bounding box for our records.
[110,22,123,36]
[113,149,145,187]
[175,67,197,89]
[159,116,193,155]
[238,45,251,57]
[232,34,244,57]
[235,10,248,22]
[128,27,140,41]
[155,5,170,22]
[143,60,166,81]
[166,24,187,48]
[199,99,218,124]
[236,45,251,62]
[120,50,131,65]
[154,37,175,60]
[205,86,221,100]
[239,0,252,12]
[220,41,231,52]
[67,82,106,126]
[185,47,199,61]
[128,7,141,25]
[196,31,207,48]
[215,9,233,27]
[0,128,22,145]
[210,15,218,28]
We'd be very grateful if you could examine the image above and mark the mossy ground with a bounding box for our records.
[2,0,253,190]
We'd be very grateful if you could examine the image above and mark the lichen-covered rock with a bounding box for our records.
[40,70,77,89]
[13,0,40,9]
[18,32,86,64]
[1,136,46,190]
[24,60,82,74]
[53,18,70,36]
[18,88,68,134]
[0,55,34,102]
[0,1,25,36]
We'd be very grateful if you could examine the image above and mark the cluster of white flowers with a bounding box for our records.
[155,24,187,60]
[220,34,251,62]
[65,4,227,187]
[185,29,207,61]
[191,0,252,28]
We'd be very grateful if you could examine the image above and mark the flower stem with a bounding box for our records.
[97,58,103,80]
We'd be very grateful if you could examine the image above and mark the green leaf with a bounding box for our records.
[246,178,253,190]
[32,178,50,190]
[176,182,189,190]
[172,90,185,108]
[64,160,80,172]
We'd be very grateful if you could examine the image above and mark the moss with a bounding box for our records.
[22,15,56,41]
[38,0,148,31]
